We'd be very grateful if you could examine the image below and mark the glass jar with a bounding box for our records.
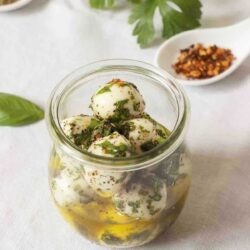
[46,60,190,248]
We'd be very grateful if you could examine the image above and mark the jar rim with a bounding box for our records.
[46,59,190,171]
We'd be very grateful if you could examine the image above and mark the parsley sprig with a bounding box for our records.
[89,0,202,47]
[89,0,115,9]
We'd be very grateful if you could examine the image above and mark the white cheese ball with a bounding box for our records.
[56,148,85,170]
[84,167,130,198]
[61,115,99,147]
[122,118,158,154]
[155,122,171,139]
[51,166,95,207]
[142,113,171,140]
[113,174,167,220]
[88,132,132,158]
[85,132,132,197]
[91,79,145,121]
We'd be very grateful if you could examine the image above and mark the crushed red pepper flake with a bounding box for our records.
[172,43,236,79]
[111,78,125,86]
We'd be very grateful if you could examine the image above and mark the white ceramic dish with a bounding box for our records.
[0,0,32,12]
[155,18,250,86]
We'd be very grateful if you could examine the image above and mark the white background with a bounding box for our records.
[0,0,250,249]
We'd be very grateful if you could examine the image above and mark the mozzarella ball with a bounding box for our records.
[91,79,145,121]
[113,174,167,220]
[88,132,132,158]
[122,118,158,154]
[61,115,99,148]
[85,132,132,197]
[154,121,171,148]
[84,167,130,198]
[50,166,95,207]
[142,113,171,140]
[56,147,85,170]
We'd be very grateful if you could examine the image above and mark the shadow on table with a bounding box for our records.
[201,12,245,28]
[143,148,250,248]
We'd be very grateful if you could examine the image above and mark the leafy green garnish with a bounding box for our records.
[128,200,140,213]
[129,1,157,47]
[92,121,116,139]
[140,140,158,152]
[115,99,129,110]
[96,84,112,95]
[89,0,202,47]
[73,129,93,147]
[110,99,130,122]
[97,140,129,157]
[133,102,140,111]
[114,199,125,211]
[72,118,100,148]
[0,93,44,126]
[119,121,136,138]
[90,0,115,9]
[142,113,171,139]
[130,0,202,47]
[146,199,159,215]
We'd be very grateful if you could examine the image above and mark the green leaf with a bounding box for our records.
[128,0,141,3]
[129,0,157,48]
[129,0,202,47]
[158,0,202,38]
[0,93,44,126]
[89,0,115,9]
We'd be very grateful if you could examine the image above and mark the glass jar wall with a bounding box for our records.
[46,60,191,248]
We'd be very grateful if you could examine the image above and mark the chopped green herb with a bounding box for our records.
[128,200,140,213]
[115,99,129,109]
[89,118,100,128]
[141,113,170,139]
[114,199,125,211]
[156,123,171,139]
[110,99,130,122]
[96,140,129,157]
[96,84,112,95]
[92,121,116,140]
[146,199,158,216]
[120,121,136,137]
[139,125,149,134]
[72,118,100,148]
[140,140,158,152]
[133,102,140,111]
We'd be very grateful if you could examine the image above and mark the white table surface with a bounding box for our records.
[0,1,250,249]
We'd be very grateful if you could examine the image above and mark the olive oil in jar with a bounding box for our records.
[49,149,191,248]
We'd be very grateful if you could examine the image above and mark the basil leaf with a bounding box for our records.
[0,93,44,126]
